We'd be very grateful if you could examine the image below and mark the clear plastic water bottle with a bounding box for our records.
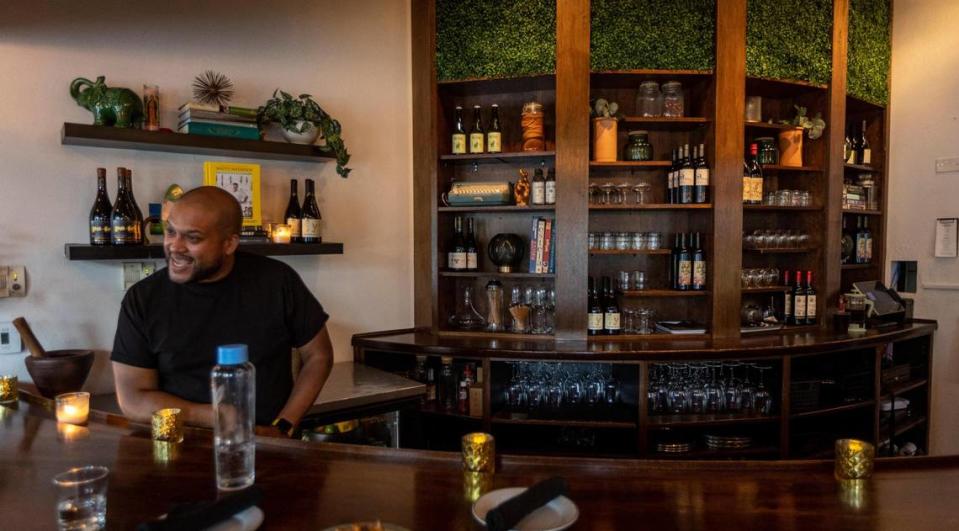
[211,344,255,491]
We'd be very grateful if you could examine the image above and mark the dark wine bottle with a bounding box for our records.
[285,179,303,243]
[805,270,817,325]
[111,167,136,246]
[863,217,873,263]
[677,233,692,291]
[671,232,681,289]
[469,105,485,154]
[301,178,322,243]
[791,270,806,325]
[841,216,854,264]
[486,104,501,154]
[859,119,872,166]
[587,277,604,336]
[89,168,112,246]
[465,217,479,271]
[692,232,706,291]
[668,148,677,204]
[679,143,694,204]
[694,143,709,204]
[782,269,793,324]
[448,216,467,271]
[602,276,621,335]
[125,169,143,244]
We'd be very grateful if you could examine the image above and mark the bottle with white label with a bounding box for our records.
[531,168,546,205]
[602,276,621,335]
[588,277,604,336]
[804,270,817,325]
[544,168,556,205]
[448,216,467,271]
[465,217,478,271]
[791,270,806,325]
[694,143,709,204]
[859,119,871,165]
[301,179,322,243]
[679,143,694,204]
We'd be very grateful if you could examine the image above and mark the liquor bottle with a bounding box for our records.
[850,123,862,164]
[602,276,621,335]
[588,277,604,336]
[804,270,817,325]
[783,269,793,324]
[750,143,764,204]
[859,120,872,165]
[89,167,112,245]
[544,168,556,205]
[211,344,255,491]
[469,105,485,154]
[111,167,136,246]
[855,216,867,264]
[692,232,706,291]
[791,270,806,326]
[425,365,437,402]
[486,104,502,153]
[667,148,677,204]
[844,127,854,164]
[694,143,709,204]
[465,217,479,271]
[284,179,303,243]
[439,357,456,411]
[677,233,692,291]
[301,179,322,243]
[742,146,753,204]
[125,169,144,243]
[841,216,854,264]
[531,167,546,205]
[457,380,469,415]
[452,106,466,155]
[863,217,873,263]
[679,143,694,204]
[448,216,467,271]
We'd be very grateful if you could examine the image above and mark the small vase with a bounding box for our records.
[779,128,804,167]
[282,120,321,145]
[592,117,618,162]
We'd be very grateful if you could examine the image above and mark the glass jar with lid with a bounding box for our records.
[521,101,545,151]
[755,137,779,165]
[624,130,653,161]
[661,81,684,117]
[636,81,663,117]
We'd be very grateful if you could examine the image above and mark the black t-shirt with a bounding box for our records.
[111,252,329,424]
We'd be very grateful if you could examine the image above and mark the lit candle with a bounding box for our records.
[272,224,292,244]
[55,392,90,425]
[0,375,17,404]
[462,432,495,473]
[835,438,875,480]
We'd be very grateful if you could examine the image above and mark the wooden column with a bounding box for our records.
[554,0,591,340]
[411,0,438,330]
[711,0,747,339]
[823,0,849,323]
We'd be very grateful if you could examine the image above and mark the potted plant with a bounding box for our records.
[777,105,826,167]
[591,98,619,162]
[257,90,351,177]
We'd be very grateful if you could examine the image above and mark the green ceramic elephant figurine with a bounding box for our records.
[70,76,143,128]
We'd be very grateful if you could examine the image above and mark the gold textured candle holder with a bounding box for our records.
[0,375,17,404]
[151,408,184,443]
[463,471,494,503]
[462,432,495,473]
[835,439,875,480]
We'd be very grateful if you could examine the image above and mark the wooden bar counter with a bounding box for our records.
[2,399,958,530]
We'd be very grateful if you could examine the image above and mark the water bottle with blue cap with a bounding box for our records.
[211,344,256,490]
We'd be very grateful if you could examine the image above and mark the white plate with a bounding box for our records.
[472,487,579,531]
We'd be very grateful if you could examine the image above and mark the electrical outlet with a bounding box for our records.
[0,322,23,354]
[935,157,959,173]
[122,262,157,290]
[0,266,26,298]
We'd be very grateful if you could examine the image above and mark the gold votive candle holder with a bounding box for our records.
[151,408,184,443]
[462,432,495,473]
[55,392,90,425]
[463,471,494,503]
[0,375,18,404]
[835,438,875,480]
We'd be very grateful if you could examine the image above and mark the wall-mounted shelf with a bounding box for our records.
[437,205,555,213]
[64,242,344,261]
[619,290,708,298]
[620,116,710,128]
[590,249,671,256]
[742,286,791,293]
[744,121,804,131]
[842,209,882,216]
[590,203,712,211]
[743,247,815,254]
[589,161,672,169]
[61,123,336,163]
[439,151,555,163]
[744,205,821,212]
[844,163,880,173]
[842,263,875,270]
[439,271,554,279]
[760,165,823,172]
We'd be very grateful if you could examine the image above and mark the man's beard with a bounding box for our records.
[165,252,225,284]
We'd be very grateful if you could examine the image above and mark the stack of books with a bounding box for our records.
[528,217,556,274]
[178,102,260,140]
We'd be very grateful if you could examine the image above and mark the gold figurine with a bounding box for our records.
[514,169,531,206]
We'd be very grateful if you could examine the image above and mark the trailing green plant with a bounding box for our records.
[436,0,555,81]
[777,105,827,139]
[591,98,620,118]
[746,0,832,86]
[591,0,715,71]
[848,0,891,106]
[258,90,351,177]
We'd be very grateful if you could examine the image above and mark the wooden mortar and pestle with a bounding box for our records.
[14,317,94,399]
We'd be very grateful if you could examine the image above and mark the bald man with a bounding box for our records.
[111,186,334,437]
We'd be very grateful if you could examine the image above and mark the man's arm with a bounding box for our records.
[112,362,214,428]
[275,325,335,427]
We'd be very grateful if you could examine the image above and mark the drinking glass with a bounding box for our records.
[704,363,725,413]
[724,362,743,412]
[632,271,647,290]
[631,232,647,250]
[53,466,109,531]
[615,183,631,204]
[688,365,707,414]
[633,182,652,204]
[618,271,631,292]
[667,365,688,414]
[754,365,774,415]
[636,308,654,335]
[740,364,758,414]
[649,365,669,414]
[588,183,601,204]
[600,182,615,205]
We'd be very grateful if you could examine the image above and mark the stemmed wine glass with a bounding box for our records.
[724,362,743,412]
[754,365,774,415]
[704,362,725,413]
[740,364,758,414]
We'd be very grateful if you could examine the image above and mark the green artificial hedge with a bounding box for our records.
[435,0,555,81]
[847,0,891,105]
[590,0,715,71]
[746,0,833,86]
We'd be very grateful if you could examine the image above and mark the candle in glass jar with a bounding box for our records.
[272,224,292,244]
[55,392,90,425]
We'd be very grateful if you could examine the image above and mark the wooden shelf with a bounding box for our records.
[436,73,555,96]
[65,242,343,261]
[742,286,791,293]
[438,330,553,340]
[760,165,823,172]
[842,209,882,216]
[744,121,804,131]
[418,403,482,422]
[593,332,709,340]
[746,76,828,96]
[790,400,875,419]
[649,413,779,428]
[844,163,880,173]
[889,416,927,438]
[743,247,815,254]
[842,263,876,270]
[590,203,712,211]
[654,445,780,459]
[491,412,637,429]
[439,271,555,279]
[620,116,710,127]
[744,205,821,212]
[439,151,554,163]
[590,161,672,169]
[619,290,708,298]
[61,123,335,163]
[881,378,928,400]
[437,205,554,213]
[590,249,671,256]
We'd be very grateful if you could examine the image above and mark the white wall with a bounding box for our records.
[889,0,959,454]
[0,0,413,394]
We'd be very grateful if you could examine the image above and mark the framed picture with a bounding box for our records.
[203,162,262,227]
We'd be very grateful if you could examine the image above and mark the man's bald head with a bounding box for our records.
[175,186,243,237]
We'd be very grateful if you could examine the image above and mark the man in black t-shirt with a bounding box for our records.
[111,186,334,436]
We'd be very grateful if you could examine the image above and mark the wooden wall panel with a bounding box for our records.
[824,0,850,323]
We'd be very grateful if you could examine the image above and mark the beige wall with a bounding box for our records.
[889,0,959,454]
[0,0,413,393]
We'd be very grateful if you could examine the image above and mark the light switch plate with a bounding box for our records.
[0,322,23,354]
[0,266,26,298]
[935,157,959,173]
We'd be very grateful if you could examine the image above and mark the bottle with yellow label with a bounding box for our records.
[451,106,466,154]
[469,105,485,154]
[487,104,501,153]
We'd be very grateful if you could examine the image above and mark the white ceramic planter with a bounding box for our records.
[282,121,320,144]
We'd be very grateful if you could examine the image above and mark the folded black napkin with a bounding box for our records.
[485,477,568,531]
[136,485,262,531]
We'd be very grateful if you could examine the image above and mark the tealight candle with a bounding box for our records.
[55,392,90,425]
[462,432,495,473]
[272,224,292,244]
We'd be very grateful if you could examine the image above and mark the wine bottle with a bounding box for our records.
[783,269,793,324]
[844,126,854,164]
[111,168,136,245]
[692,232,706,291]
[855,216,866,264]
[125,169,144,244]
[841,216,854,264]
[531,167,546,205]
[89,168,112,246]
[744,143,763,204]
[465,217,478,271]
[742,147,752,204]
[694,143,709,204]
[805,270,817,325]
[670,232,681,289]
[602,276,621,335]
[676,233,692,291]
[679,143,694,204]
[449,216,467,271]
[451,106,466,155]
[301,178,322,243]
[859,119,871,165]
[469,105,485,154]
[791,270,806,326]
[667,148,676,204]
[587,277,604,336]
[487,104,501,153]
[544,167,556,205]
[864,217,873,263]
[285,179,303,243]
